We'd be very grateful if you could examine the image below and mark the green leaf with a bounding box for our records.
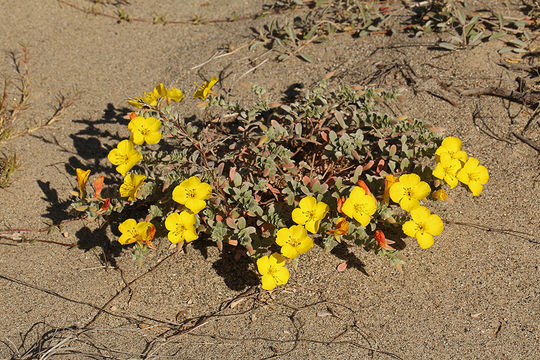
[439,42,457,50]
[277,53,289,62]
[455,9,466,25]
[335,111,348,129]
[249,41,263,51]
[469,31,484,45]
[298,53,314,63]
[488,31,506,41]
[233,173,242,187]
[237,217,246,229]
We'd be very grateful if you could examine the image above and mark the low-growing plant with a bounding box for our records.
[251,0,392,62]
[71,77,489,290]
[0,151,19,189]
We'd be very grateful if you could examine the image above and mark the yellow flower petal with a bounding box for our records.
[261,274,277,290]
[411,181,431,200]
[416,232,434,249]
[441,136,462,153]
[468,182,483,196]
[281,245,300,259]
[291,208,307,225]
[273,266,290,285]
[402,220,418,238]
[425,214,444,236]
[305,219,320,234]
[275,228,290,247]
[186,199,207,214]
[399,173,421,187]
[400,197,420,212]
[256,256,271,275]
[410,206,431,222]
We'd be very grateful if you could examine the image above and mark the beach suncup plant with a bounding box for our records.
[70,79,489,290]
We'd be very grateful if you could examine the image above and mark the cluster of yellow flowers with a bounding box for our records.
[75,79,490,294]
[385,173,442,249]
[259,182,381,290]
[432,136,489,196]
[127,83,185,108]
[77,81,221,247]
[257,195,330,290]
[110,83,216,247]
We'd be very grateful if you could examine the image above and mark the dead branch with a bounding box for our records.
[512,132,540,153]
[459,87,540,107]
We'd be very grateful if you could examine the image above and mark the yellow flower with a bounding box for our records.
[402,206,444,249]
[257,253,290,291]
[193,76,218,99]
[107,140,143,176]
[165,211,198,244]
[166,87,185,102]
[432,189,447,201]
[291,196,329,233]
[342,186,377,227]
[172,176,212,213]
[128,116,162,145]
[275,225,313,259]
[456,157,489,196]
[118,219,155,247]
[432,153,462,188]
[383,174,399,205]
[127,91,159,108]
[76,168,91,198]
[389,173,431,211]
[435,136,467,163]
[153,83,185,104]
[119,173,145,201]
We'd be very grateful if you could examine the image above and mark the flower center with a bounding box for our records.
[175,225,186,237]
[353,203,365,214]
[119,154,129,164]
[304,210,314,221]
[468,172,478,182]
[186,188,196,199]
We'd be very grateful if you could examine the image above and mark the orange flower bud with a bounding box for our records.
[433,189,447,201]
[76,168,91,199]
[383,174,399,205]
[337,196,346,214]
[375,230,395,250]
[357,180,377,202]
[326,217,350,243]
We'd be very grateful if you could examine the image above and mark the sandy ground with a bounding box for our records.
[0,1,538,359]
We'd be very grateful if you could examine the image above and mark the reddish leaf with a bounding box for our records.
[376,159,385,174]
[363,160,375,171]
[282,160,295,169]
[321,131,328,142]
[226,217,236,228]
[324,176,336,186]
[93,176,104,199]
[337,262,347,272]
[229,167,237,182]
[97,198,110,214]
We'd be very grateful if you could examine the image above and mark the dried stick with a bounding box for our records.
[460,87,540,107]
